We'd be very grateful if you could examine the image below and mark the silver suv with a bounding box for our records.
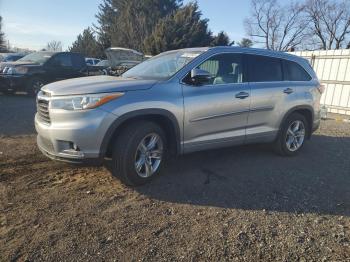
[35,47,322,185]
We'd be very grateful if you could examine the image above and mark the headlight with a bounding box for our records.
[5,66,28,75]
[50,93,124,110]
[6,67,14,74]
[13,66,28,74]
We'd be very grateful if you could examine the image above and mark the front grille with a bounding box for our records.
[37,98,51,124]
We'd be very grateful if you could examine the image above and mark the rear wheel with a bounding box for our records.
[26,78,45,97]
[274,113,308,156]
[2,89,15,95]
[111,121,167,186]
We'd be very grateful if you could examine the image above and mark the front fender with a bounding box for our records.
[99,108,182,158]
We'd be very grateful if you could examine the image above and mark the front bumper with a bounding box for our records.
[312,119,321,133]
[35,108,118,165]
[0,74,28,91]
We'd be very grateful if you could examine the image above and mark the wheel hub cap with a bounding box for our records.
[134,133,163,178]
[285,120,305,152]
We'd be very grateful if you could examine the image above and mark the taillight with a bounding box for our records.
[317,84,325,94]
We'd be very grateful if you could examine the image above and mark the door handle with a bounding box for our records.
[283,88,294,94]
[235,92,250,99]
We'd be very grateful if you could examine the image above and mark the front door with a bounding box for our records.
[182,53,250,153]
[46,53,81,82]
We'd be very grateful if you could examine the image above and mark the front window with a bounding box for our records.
[198,53,244,85]
[18,52,54,64]
[122,50,205,80]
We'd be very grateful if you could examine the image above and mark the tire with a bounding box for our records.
[274,112,308,156]
[26,77,45,97]
[2,89,15,95]
[111,121,167,186]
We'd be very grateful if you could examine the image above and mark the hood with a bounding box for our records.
[0,61,40,72]
[105,47,144,68]
[42,75,158,96]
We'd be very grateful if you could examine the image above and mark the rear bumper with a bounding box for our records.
[0,74,28,91]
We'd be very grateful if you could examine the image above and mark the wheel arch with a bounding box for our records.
[100,109,182,158]
[279,105,314,139]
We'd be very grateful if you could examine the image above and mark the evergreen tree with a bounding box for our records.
[143,3,213,55]
[211,31,230,46]
[69,28,104,58]
[0,16,7,52]
[95,0,182,51]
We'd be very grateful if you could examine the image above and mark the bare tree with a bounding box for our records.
[304,0,350,50]
[46,40,63,52]
[245,0,307,51]
[237,38,253,48]
[0,16,7,52]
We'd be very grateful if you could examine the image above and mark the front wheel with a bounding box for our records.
[111,121,167,186]
[2,89,15,95]
[26,78,45,97]
[274,113,308,156]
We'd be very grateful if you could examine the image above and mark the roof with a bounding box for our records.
[106,47,144,56]
[166,46,309,64]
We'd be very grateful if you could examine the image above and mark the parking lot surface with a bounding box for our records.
[0,94,350,261]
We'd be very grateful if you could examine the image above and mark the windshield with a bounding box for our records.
[18,52,54,64]
[122,50,204,80]
[4,55,22,62]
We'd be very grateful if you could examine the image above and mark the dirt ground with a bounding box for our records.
[0,95,350,261]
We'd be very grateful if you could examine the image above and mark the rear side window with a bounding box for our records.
[283,60,312,81]
[51,53,73,67]
[72,54,86,70]
[247,55,283,82]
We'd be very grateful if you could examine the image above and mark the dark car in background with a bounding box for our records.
[0,53,25,62]
[0,51,88,96]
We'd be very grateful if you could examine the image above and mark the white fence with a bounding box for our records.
[291,49,350,116]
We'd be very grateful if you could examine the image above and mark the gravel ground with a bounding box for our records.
[0,94,350,261]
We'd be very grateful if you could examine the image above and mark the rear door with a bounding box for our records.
[46,53,84,82]
[245,54,287,142]
[182,53,251,153]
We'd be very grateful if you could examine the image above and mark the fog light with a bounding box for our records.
[69,142,80,151]
[73,143,80,151]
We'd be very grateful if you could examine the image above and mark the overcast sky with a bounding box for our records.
[0,0,289,51]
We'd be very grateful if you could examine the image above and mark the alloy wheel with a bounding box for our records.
[285,120,305,152]
[134,133,163,178]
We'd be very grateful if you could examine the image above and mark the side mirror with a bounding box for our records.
[191,68,212,85]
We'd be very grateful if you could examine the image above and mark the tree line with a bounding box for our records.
[0,16,7,52]
[1,0,350,56]
[69,0,237,58]
[245,0,350,51]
